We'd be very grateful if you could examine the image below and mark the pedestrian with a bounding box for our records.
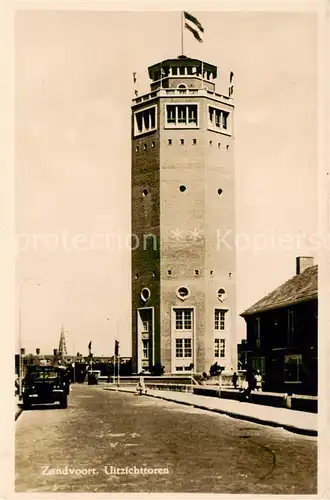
[136,376,146,395]
[241,370,256,401]
[15,374,19,396]
[255,370,262,391]
[232,371,238,389]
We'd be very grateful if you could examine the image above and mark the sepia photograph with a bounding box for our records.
[13,6,326,495]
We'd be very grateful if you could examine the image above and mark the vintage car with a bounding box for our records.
[22,365,69,409]
[87,369,101,385]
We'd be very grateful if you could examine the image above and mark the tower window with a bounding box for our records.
[178,106,186,124]
[143,144,147,151]
[134,273,139,280]
[209,140,213,146]
[133,105,157,137]
[179,66,185,76]
[180,139,184,145]
[218,142,221,148]
[194,270,200,276]
[179,185,186,192]
[151,141,155,148]
[165,104,198,128]
[135,145,140,152]
[167,105,176,124]
[142,189,148,197]
[168,139,172,145]
[152,271,156,278]
[210,270,214,276]
[208,106,231,135]
[222,111,229,129]
[218,188,223,195]
[172,67,178,75]
[192,139,197,145]
[167,269,172,276]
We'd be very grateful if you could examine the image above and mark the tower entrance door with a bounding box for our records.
[137,308,154,373]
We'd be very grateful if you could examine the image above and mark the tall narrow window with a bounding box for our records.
[142,339,150,360]
[178,105,186,124]
[167,105,176,124]
[214,310,226,331]
[188,106,197,124]
[143,109,150,130]
[136,113,143,133]
[184,339,192,357]
[150,107,156,129]
[222,111,229,129]
[215,109,221,128]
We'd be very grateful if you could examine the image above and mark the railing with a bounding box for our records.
[132,88,231,105]
[193,386,318,413]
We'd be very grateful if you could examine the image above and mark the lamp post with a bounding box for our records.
[18,277,42,398]
[106,315,122,386]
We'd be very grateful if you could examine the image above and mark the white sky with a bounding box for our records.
[15,10,318,357]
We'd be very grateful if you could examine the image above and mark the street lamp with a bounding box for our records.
[106,315,122,386]
[18,277,42,398]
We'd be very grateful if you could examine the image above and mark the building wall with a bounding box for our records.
[131,125,160,373]
[242,299,318,395]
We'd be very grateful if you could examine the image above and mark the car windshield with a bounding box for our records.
[28,370,59,380]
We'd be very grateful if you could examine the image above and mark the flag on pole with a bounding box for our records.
[133,72,139,98]
[229,71,234,97]
[184,11,204,42]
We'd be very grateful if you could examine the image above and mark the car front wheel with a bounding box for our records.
[22,397,30,410]
[59,395,68,409]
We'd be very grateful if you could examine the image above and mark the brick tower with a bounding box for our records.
[131,55,236,374]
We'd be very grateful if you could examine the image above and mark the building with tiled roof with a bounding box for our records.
[239,257,318,395]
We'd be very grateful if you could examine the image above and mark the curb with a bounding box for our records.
[103,387,317,437]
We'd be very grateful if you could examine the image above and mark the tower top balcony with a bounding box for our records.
[148,55,217,92]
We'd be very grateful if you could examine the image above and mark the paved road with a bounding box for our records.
[15,383,317,493]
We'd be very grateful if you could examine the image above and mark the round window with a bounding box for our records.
[176,286,190,301]
[142,189,148,197]
[179,185,187,192]
[141,288,151,302]
[217,288,227,302]
[218,188,223,195]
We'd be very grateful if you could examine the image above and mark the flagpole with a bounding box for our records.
[181,11,184,55]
